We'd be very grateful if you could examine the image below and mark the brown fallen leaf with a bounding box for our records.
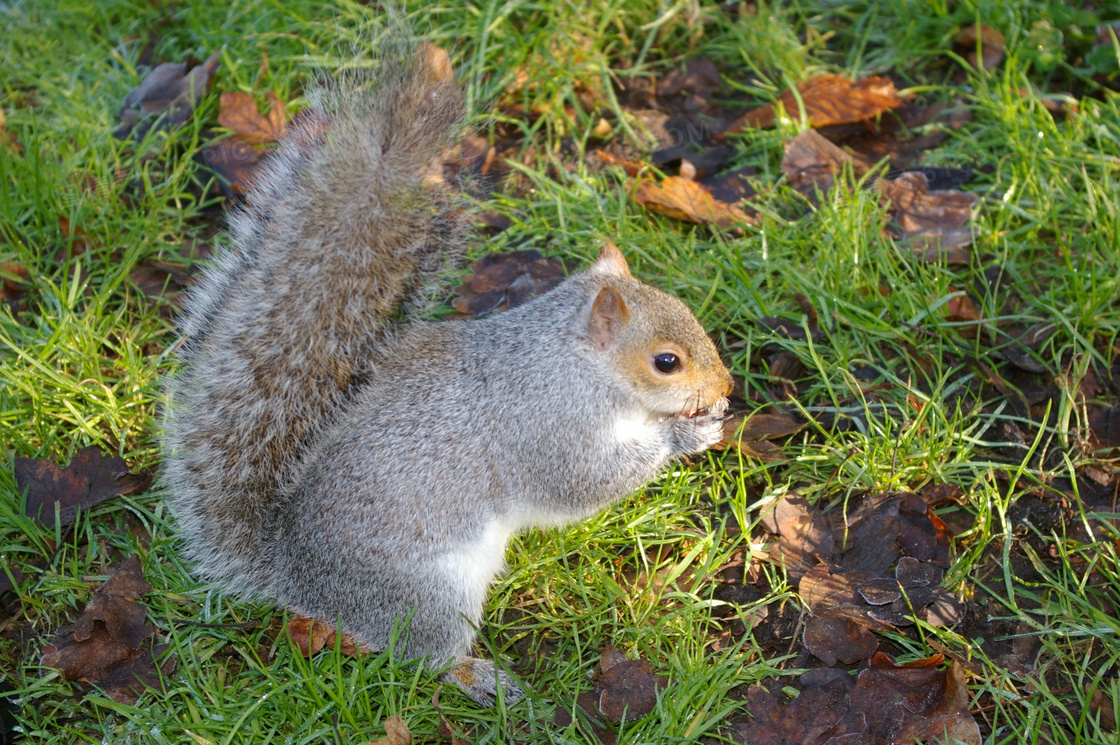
[56,215,93,261]
[658,57,721,99]
[1089,685,1117,733]
[451,250,574,317]
[880,171,976,263]
[288,615,365,658]
[592,149,646,177]
[116,51,220,140]
[0,261,30,305]
[760,493,837,586]
[14,446,150,530]
[780,129,871,196]
[369,715,412,745]
[218,90,286,145]
[1088,406,1120,453]
[956,24,1006,72]
[197,138,264,197]
[634,176,755,229]
[944,292,981,324]
[39,556,174,704]
[431,688,469,745]
[803,610,879,666]
[873,660,981,745]
[596,652,668,722]
[554,646,667,743]
[722,74,905,137]
[0,108,19,154]
[731,677,861,744]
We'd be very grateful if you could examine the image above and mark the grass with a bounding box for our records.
[2,0,1119,742]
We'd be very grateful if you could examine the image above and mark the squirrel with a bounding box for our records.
[161,38,734,706]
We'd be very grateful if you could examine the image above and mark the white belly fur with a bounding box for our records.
[440,520,513,598]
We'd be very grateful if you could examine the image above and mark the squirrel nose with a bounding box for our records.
[719,368,734,397]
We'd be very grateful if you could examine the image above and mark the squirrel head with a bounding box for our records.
[584,244,734,417]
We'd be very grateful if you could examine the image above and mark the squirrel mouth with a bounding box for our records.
[682,400,718,419]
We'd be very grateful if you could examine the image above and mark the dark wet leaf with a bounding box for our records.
[731,678,859,745]
[555,647,666,743]
[116,52,220,139]
[197,138,264,198]
[39,557,174,704]
[14,446,150,530]
[803,611,879,666]
[452,250,573,317]
[856,578,901,606]
[699,165,757,205]
[651,143,734,179]
[897,493,951,567]
[1088,406,1120,451]
[833,494,903,576]
[596,657,668,722]
[658,57,721,99]
[895,556,942,587]
[799,566,886,630]
[887,662,981,744]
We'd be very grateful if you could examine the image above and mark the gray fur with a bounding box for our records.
[162,41,731,706]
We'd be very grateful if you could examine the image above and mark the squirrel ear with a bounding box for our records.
[588,286,631,350]
[591,242,631,278]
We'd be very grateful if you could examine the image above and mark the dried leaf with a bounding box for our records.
[39,557,173,705]
[888,662,981,744]
[0,261,30,304]
[14,446,150,530]
[944,293,980,324]
[880,171,976,263]
[956,24,1006,72]
[369,716,412,745]
[288,615,364,658]
[760,493,837,586]
[431,687,469,745]
[218,90,286,145]
[1089,686,1117,732]
[1089,406,1120,452]
[451,250,573,317]
[803,611,879,666]
[658,57,721,99]
[780,129,870,196]
[197,139,264,197]
[56,215,92,261]
[723,75,905,135]
[634,176,755,229]
[116,52,220,139]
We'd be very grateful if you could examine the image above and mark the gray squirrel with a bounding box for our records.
[162,39,733,706]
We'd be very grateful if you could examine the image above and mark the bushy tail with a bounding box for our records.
[162,39,467,594]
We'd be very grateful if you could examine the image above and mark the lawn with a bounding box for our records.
[2,0,1119,743]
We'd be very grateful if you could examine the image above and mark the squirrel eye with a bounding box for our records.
[653,353,681,374]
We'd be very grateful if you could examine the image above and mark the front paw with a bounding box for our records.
[670,398,729,455]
